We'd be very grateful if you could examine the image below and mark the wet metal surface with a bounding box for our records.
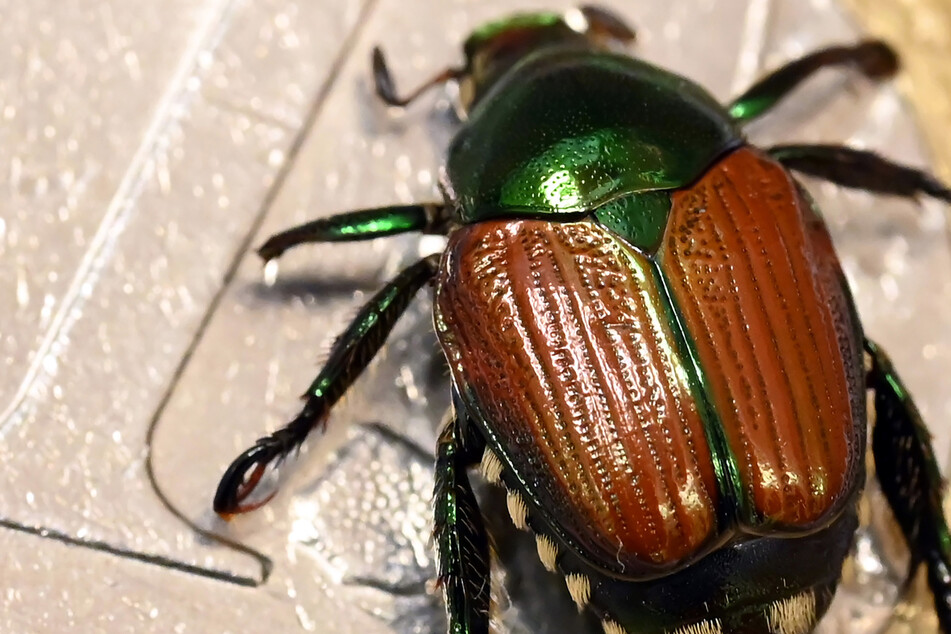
[2,0,950,632]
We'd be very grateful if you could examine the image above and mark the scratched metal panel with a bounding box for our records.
[2,1,950,633]
[0,0,370,625]
[1,527,299,633]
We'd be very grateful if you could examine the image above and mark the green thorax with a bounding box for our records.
[445,49,742,222]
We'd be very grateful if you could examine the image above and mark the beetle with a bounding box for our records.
[212,6,951,633]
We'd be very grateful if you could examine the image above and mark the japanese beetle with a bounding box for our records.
[213,6,951,633]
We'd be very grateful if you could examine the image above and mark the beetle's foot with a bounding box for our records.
[855,40,899,79]
[214,442,281,518]
[371,47,403,107]
[256,234,289,263]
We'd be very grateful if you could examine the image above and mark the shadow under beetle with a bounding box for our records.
[213,6,951,633]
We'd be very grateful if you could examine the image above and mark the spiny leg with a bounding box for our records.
[213,254,441,516]
[866,340,951,630]
[257,202,449,262]
[434,409,490,634]
[372,47,464,108]
[769,144,951,203]
[729,40,898,123]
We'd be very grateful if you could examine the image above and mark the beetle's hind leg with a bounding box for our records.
[866,339,951,630]
[768,144,951,204]
[434,408,491,634]
[213,254,441,516]
[729,41,898,123]
[257,202,449,261]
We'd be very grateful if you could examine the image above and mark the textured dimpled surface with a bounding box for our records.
[435,148,868,576]
[445,50,738,219]
[435,219,719,574]
[661,147,865,528]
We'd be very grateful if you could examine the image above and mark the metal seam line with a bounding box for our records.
[142,0,384,586]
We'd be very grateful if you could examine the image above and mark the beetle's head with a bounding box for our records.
[458,6,636,112]
[372,6,635,117]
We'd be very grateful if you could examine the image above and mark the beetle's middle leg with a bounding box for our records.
[434,407,491,634]
[729,40,898,123]
[213,254,441,516]
[866,339,951,631]
[768,144,951,204]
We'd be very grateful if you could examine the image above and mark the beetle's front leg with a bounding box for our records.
[434,408,490,634]
[372,47,464,108]
[729,40,898,122]
[257,202,449,261]
[866,339,951,630]
[213,254,441,516]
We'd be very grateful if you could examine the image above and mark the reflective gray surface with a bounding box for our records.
[2,0,950,632]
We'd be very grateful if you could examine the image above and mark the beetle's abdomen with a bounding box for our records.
[435,220,720,573]
[659,147,864,527]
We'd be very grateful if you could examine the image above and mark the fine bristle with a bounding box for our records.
[602,619,626,634]
[565,573,591,610]
[672,619,723,634]
[480,448,503,485]
[535,534,559,572]
[506,490,529,530]
[766,591,816,634]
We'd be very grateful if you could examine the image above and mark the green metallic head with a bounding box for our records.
[457,6,636,113]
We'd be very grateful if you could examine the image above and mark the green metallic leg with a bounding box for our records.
[769,144,951,203]
[867,340,951,630]
[372,47,464,108]
[729,41,897,122]
[434,408,490,634]
[213,254,441,515]
[257,202,448,261]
